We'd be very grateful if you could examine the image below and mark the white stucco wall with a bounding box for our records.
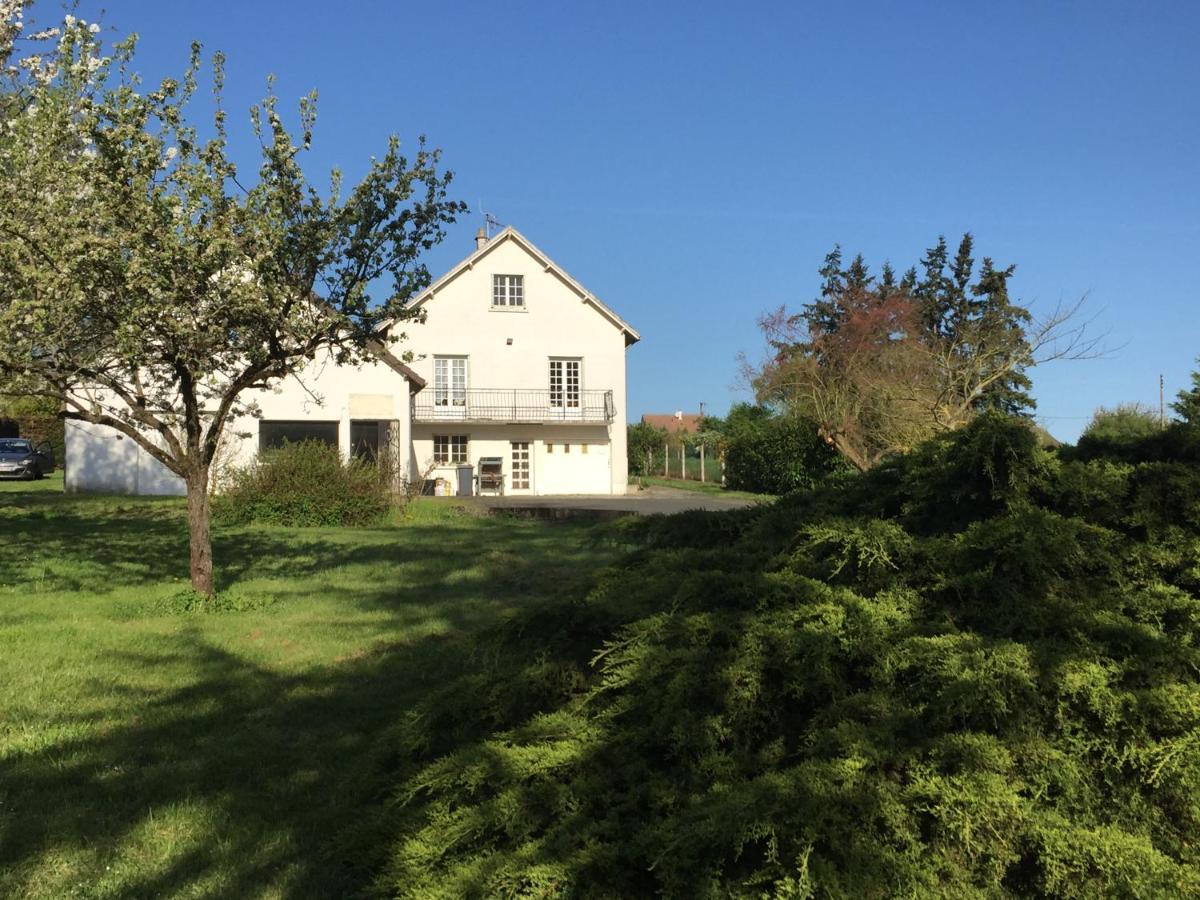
[65,419,185,495]
[412,423,613,496]
[64,349,415,495]
[217,350,414,476]
[407,232,634,495]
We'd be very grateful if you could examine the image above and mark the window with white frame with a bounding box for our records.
[434,356,467,407]
[549,358,581,408]
[433,435,468,464]
[492,274,524,307]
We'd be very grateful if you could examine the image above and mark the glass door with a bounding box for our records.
[434,356,468,417]
[549,359,581,417]
[510,441,531,491]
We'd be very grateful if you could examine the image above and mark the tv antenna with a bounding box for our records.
[477,199,503,238]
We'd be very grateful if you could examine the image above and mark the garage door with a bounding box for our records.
[538,439,610,495]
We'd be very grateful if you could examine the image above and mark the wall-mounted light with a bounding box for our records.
[506,338,513,345]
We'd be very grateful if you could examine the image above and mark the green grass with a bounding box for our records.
[0,469,64,493]
[633,474,774,502]
[0,481,616,898]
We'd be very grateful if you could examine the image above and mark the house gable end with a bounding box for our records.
[409,227,640,346]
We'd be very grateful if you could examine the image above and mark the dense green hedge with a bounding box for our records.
[215,440,392,527]
[369,414,1200,897]
[721,405,843,494]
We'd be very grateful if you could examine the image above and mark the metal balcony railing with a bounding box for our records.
[412,389,615,424]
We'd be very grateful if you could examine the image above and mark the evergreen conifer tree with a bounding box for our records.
[1171,359,1200,424]
[971,257,1035,414]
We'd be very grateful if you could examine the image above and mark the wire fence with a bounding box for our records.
[636,443,723,483]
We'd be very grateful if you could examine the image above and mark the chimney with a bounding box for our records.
[475,228,488,250]
[674,410,683,420]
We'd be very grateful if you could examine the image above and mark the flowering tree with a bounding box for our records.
[0,8,466,593]
[746,240,1099,470]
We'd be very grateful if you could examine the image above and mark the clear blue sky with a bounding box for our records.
[73,1,1199,439]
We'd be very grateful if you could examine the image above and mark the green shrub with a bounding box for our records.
[722,409,842,495]
[1128,462,1200,537]
[215,439,392,527]
[626,421,667,477]
[371,415,1200,897]
[893,412,1047,534]
[151,587,277,614]
[1073,403,1163,462]
[1041,458,1133,530]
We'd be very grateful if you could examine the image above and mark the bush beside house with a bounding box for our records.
[214,441,394,527]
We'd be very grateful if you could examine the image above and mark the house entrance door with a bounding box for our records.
[510,441,532,493]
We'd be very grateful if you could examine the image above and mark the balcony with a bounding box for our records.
[412,389,615,425]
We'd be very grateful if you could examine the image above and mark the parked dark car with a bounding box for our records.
[0,438,55,480]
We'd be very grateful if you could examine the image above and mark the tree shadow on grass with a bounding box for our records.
[2,630,462,896]
[0,491,617,897]
[0,490,600,613]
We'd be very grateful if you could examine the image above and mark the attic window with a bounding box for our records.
[493,274,524,308]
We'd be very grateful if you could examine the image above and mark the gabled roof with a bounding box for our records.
[309,290,426,393]
[367,340,426,393]
[408,226,641,346]
[642,413,703,434]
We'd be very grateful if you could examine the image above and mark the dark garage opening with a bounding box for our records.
[350,420,392,462]
[258,420,339,452]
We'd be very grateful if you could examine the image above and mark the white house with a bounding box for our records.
[64,226,640,497]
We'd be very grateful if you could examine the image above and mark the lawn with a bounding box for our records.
[0,478,616,898]
[632,474,774,502]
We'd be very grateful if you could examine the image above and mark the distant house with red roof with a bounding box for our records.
[641,411,703,435]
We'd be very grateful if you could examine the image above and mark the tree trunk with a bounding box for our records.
[833,436,871,472]
[822,427,870,472]
[185,468,214,596]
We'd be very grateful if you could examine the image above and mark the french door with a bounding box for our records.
[549,359,581,412]
[434,356,467,415]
